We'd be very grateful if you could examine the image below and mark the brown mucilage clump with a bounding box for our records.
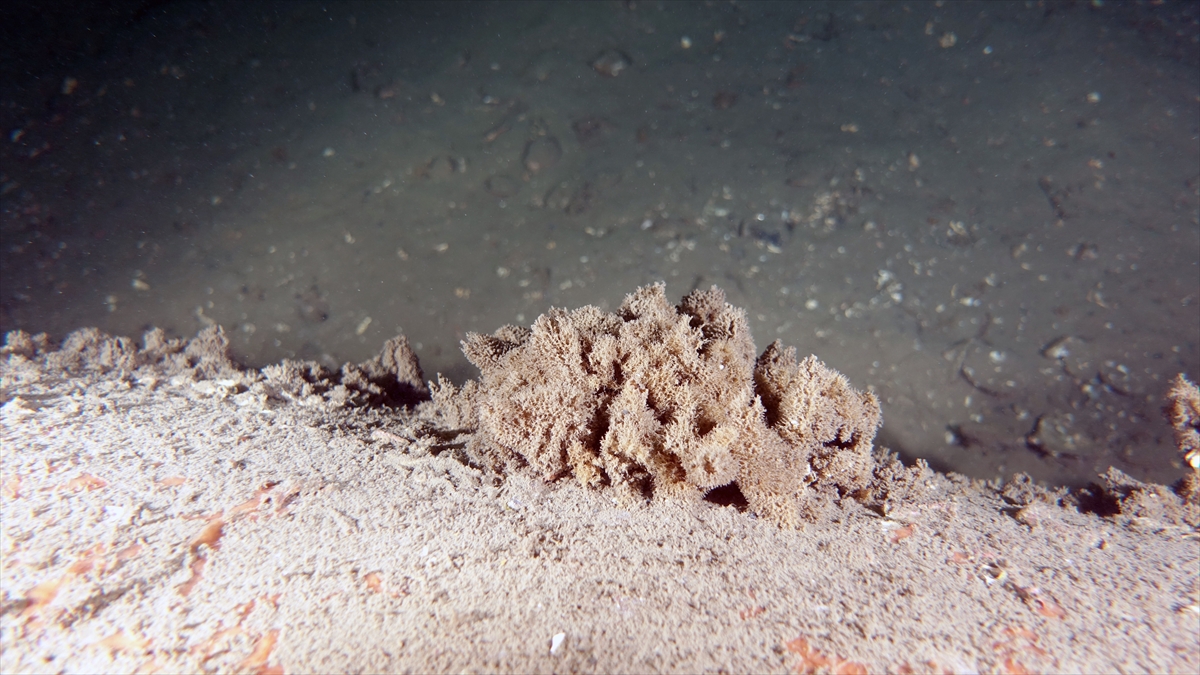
[453,283,881,527]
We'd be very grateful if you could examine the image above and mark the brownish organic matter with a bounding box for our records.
[712,91,738,110]
[450,283,881,527]
[590,49,632,77]
[1167,373,1200,471]
[1166,373,1200,508]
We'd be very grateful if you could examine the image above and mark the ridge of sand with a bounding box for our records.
[1,322,1198,674]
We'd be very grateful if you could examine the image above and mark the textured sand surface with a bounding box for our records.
[2,327,1197,674]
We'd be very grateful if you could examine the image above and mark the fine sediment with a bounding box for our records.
[2,286,1198,674]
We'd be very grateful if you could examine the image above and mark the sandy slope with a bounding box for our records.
[2,326,1197,674]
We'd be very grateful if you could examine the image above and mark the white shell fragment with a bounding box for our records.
[550,632,565,655]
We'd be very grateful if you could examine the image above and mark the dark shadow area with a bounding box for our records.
[703,482,749,511]
[1070,484,1124,518]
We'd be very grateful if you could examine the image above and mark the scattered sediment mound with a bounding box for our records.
[0,325,428,409]
[6,289,1200,675]
[6,284,1192,530]
[447,283,882,527]
[0,325,239,379]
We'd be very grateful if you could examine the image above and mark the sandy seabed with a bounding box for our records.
[2,2,1199,672]
[1,306,1197,675]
